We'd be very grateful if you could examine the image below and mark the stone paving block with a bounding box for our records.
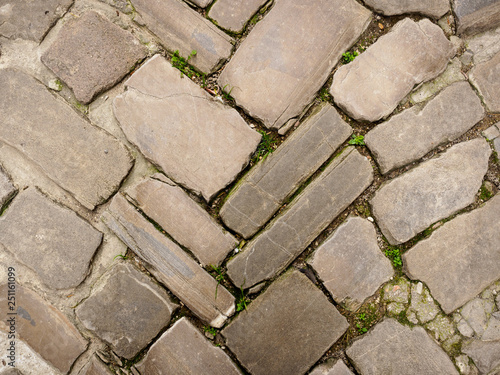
[0,369,23,375]
[76,263,177,359]
[0,168,15,209]
[136,318,241,375]
[0,285,87,374]
[0,188,102,290]
[227,148,373,288]
[463,339,500,374]
[102,194,235,328]
[483,123,500,140]
[220,104,352,239]
[309,360,354,375]
[126,175,237,266]
[454,0,500,35]
[208,0,268,33]
[223,271,349,375]
[218,0,371,130]
[466,26,500,64]
[186,0,211,7]
[42,11,147,104]
[425,314,455,342]
[78,356,114,375]
[331,18,454,122]
[0,69,133,210]
[461,298,496,337]
[404,195,500,314]
[371,139,491,245]
[308,217,393,311]
[0,0,73,42]
[114,55,260,202]
[363,0,449,18]
[470,50,500,112]
[366,82,485,174]
[130,0,233,73]
[407,282,439,324]
[346,319,459,374]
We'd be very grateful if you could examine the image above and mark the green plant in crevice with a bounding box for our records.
[253,130,278,162]
[236,286,250,312]
[385,246,402,269]
[342,51,358,64]
[348,134,365,146]
[210,265,225,300]
[171,49,206,84]
[203,325,218,336]
[113,254,128,261]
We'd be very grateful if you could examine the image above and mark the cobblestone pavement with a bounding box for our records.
[0,0,499,374]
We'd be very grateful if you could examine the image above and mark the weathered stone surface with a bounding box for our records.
[331,18,454,122]
[470,50,500,112]
[363,0,449,18]
[136,318,241,375]
[186,0,211,7]
[463,339,500,374]
[383,278,410,304]
[220,104,352,239]
[366,82,484,174]
[0,0,73,42]
[425,315,456,341]
[404,195,500,314]
[346,319,458,374]
[407,282,439,324]
[309,360,354,375]
[79,356,114,375]
[131,0,233,73]
[218,0,371,130]
[208,0,268,33]
[102,194,235,328]
[0,168,15,208]
[483,123,500,140]
[0,69,133,210]
[0,285,87,374]
[227,148,373,288]
[126,175,237,266]
[0,369,23,375]
[41,11,146,104]
[114,55,260,202]
[461,298,496,337]
[309,217,393,311]
[223,271,349,375]
[76,263,177,359]
[0,188,102,289]
[454,0,500,34]
[466,26,500,64]
[371,139,491,245]
[483,314,500,341]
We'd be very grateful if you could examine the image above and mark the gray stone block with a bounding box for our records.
[371,139,491,245]
[42,11,147,104]
[366,82,484,174]
[463,339,500,374]
[0,69,133,210]
[404,195,500,313]
[470,50,500,112]
[0,168,15,209]
[78,356,114,375]
[363,0,449,18]
[136,318,241,375]
[218,0,371,130]
[76,263,178,359]
[309,217,394,311]
[331,18,454,122]
[346,319,458,374]
[309,360,354,375]
[113,55,260,202]
[0,188,102,290]
[483,124,500,140]
[454,0,500,35]
[227,148,373,288]
[223,271,349,375]
[208,0,268,33]
[220,104,352,239]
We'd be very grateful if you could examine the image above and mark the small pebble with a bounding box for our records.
[367,216,374,222]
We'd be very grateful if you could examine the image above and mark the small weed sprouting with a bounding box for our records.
[385,246,403,269]
[210,265,225,300]
[253,130,278,162]
[221,84,234,101]
[348,134,365,146]
[236,286,250,312]
[479,184,493,201]
[171,49,206,83]
[113,254,128,261]
[203,325,218,336]
[342,51,358,64]
[319,88,331,102]
[354,305,378,334]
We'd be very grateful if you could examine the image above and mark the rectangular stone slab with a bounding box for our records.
[130,0,233,73]
[403,195,500,314]
[454,0,500,34]
[365,82,485,174]
[208,0,268,33]
[363,0,449,18]
[220,104,352,239]
[102,194,235,328]
[227,147,374,288]
[125,174,237,266]
[218,0,371,130]
[0,69,133,210]
[222,271,349,375]
[470,50,500,112]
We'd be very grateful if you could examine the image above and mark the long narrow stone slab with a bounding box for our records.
[0,0,73,42]
[0,188,102,290]
[218,0,371,130]
[0,69,133,210]
[76,263,178,359]
[0,285,87,374]
[114,55,260,202]
[470,50,500,112]
[220,104,352,239]
[125,174,237,266]
[102,194,235,328]
[208,0,268,33]
[227,148,373,288]
[0,168,15,208]
[346,319,458,374]
[363,0,449,18]
[454,0,500,35]
[223,271,349,375]
[371,139,491,245]
[403,195,500,314]
[130,0,233,73]
[136,318,242,375]
[331,18,454,122]
[365,82,485,174]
